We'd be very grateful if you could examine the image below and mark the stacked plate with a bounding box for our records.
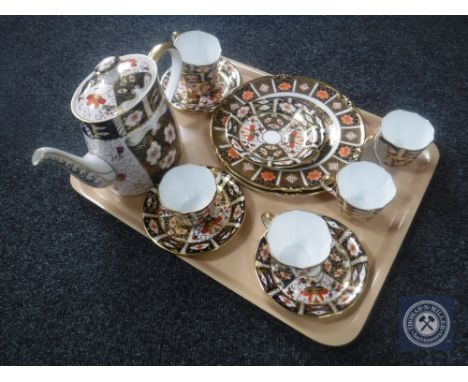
[211,74,366,196]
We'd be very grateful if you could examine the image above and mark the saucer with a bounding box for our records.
[255,216,368,317]
[225,97,336,170]
[161,58,241,112]
[211,74,366,195]
[142,167,245,255]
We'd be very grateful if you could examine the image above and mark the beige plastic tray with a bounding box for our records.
[70,60,439,346]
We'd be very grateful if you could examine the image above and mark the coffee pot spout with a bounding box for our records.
[32,147,116,188]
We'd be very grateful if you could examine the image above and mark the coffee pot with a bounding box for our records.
[32,43,183,196]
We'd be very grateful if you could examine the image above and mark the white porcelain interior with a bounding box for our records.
[158,164,216,214]
[174,30,221,66]
[381,109,434,151]
[337,161,396,210]
[263,130,282,145]
[266,211,332,269]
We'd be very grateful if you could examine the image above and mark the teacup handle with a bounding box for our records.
[319,175,338,198]
[372,131,385,167]
[148,42,183,102]
[171,31,181,43]
[261,211,275,229]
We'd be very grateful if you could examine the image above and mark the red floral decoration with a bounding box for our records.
[227,148,240,159]
[278,82,292,91]
[260,171,276,182]
[316,89,330,100]
[241,90,255,101]
[288,130,299,148]
[86,94,106,108]
[340,114,354,125]
[338,146,352,158]
[201,216,223,235]
[307,169,322,181]
[246,125,256,141]
[300,286,329,303]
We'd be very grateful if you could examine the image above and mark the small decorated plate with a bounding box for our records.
[161,58,241,112]
[142,167,245,255]
[225,97,338,170]
[255,216,368,317]
[211,74,366,195]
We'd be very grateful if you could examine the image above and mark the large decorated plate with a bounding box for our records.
[142,167,245,255]
[211,75,366,195]
[255,216,368,317]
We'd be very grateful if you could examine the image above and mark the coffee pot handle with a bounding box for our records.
[148,42,183,102]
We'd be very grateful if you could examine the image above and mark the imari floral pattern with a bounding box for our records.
[225,98,331,169]
[142,167,246,255]
[69,54,181,195]
[255,216,368,317]
[161,58,241,112]
[125,110,181,184]
[211,74,366,195]
[180,60,219,99]
[74,55,153,124]
[84,135,153,196]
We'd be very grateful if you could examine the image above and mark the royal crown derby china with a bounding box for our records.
[374,110,435,167]
[69,60,440,345]
[158,164,218,225]
[320,161,397,221]
[143,166,246,255]
[32,46,184,196]
[173,30,221,99]
[224,97,337,170]
[260,211,332,271]
[255,216,368,318]
[161,31,242,112]
[222,169,325,198]
[162,58,241,112]
[211,74,365,195]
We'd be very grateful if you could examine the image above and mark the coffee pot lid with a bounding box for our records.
[71,54,156,123]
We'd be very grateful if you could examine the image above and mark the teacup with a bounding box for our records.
[158,164,217,225]
[261,210,332,274]
[374,109,435,167]
[172,30,222,102]
[320,161,396,221]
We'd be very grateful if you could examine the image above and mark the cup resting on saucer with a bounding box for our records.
[261,210,332,275]
[158,163,217,225]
